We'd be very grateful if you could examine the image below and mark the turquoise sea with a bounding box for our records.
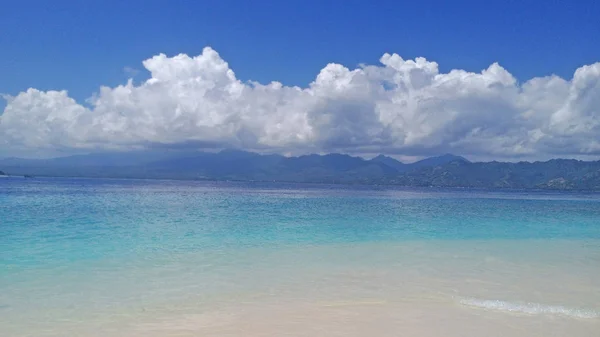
[1,178,600,336]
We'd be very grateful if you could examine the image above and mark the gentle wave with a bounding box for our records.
[459,298,599,319]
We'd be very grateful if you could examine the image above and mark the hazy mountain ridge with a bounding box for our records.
[2,150,600,190]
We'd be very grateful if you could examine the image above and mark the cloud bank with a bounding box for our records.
[1,47,599,160]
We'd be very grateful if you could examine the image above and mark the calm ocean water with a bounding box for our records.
[1,177,600,336]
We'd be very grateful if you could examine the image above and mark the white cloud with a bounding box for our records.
[1,46,599,159]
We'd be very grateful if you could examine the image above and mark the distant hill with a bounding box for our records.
[386,159,600,190]
[2,150,600,190]
[409,153,469,169]
[370,153,469,172]
[370,155,407,171]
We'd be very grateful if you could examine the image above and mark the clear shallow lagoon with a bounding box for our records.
[1,178,600,336]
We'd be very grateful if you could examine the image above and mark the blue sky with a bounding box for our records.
[1,0,599,160]
[2,0,599,101]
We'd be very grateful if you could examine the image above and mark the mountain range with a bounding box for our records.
[1,150,600,190]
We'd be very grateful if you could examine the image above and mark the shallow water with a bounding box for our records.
[1,178,600,336]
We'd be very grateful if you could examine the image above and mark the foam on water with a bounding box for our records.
[459,298,600,319]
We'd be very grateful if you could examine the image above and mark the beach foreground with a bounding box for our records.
[1,179,599,336]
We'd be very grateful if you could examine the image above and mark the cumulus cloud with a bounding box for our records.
[1,46,599,159]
